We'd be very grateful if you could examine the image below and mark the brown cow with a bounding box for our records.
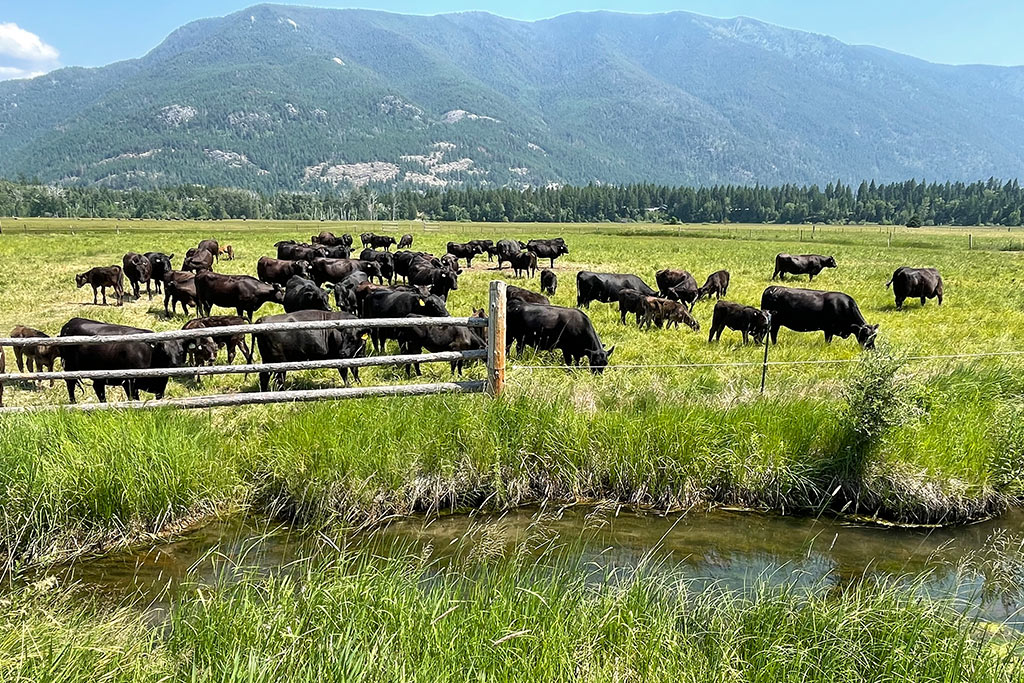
[76,266,125,306]
[198,239,220,261]
[219,245,235,261]
[163,271,197,316]
[641,297,700,331]
[10,326,61,385]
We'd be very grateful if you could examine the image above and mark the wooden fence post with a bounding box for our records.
[487,280,507,397]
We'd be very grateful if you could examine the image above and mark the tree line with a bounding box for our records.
[1,177,1022,226]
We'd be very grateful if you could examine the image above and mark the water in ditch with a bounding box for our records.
[33,506,1024,628]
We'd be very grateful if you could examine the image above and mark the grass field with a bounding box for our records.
[0,218,1023,564]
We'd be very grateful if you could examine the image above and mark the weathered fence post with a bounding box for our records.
[487,280,507,397]
[969,233,973,250]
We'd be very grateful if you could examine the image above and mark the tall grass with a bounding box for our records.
[0,549,1018,681]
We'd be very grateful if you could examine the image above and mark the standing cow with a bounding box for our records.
[254,310,367,390]
[76,266,125,306]
[123,252,154,300]
[506,301,614,373]
[886,267,943,309]
[761,286,878,348]
[772,254,837,281]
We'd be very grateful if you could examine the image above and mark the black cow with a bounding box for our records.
[76,266,125,306]
[283,275,332,313]
[58,318,186,402]
[276,241,328,262]
[397,315,486,376]
[122,252,153,300]
[447,241,485,268]
[258,256,310,285]
[362,233,397,251]
[361,289,449,352]
[333,271,370,314]
[506,285,549,305]
[194,271,284,321]
[526,239,569,268]
[359,249,396,284]
[761,286,878,348]
[540,269,557,296]
[163,271,197,317]
[408,263,459,300]
[772,254,837,281]
[697,270,730,301]
[394,251,437,282]
[708,301,770,344]
[145,252,174,294]
[618,288,648,325]
[323,244,353,260]
[311,258,383,286]
[398,234,414,249]
[576,271,655,308]
[511,251,538,278]
[312,231,343,247]
[495,239,524,269]
[182,248,214,273]
[655,269,699,306]
[198,239,220,261]
[467,239,495,261]
[886,267,943,309]
[254,310,366,390]
[182,316,253,368]
[507,301,614,373]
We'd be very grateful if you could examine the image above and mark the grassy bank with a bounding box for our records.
[1,355,1021,565]
[1,550,1018,681]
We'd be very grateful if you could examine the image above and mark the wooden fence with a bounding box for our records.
[0,281,508,414]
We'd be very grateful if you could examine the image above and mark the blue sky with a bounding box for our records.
[3,1,1024,80]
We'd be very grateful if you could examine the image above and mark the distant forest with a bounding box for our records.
[2,178,1023,226]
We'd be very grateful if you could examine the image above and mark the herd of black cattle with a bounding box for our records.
[0,230,945,407]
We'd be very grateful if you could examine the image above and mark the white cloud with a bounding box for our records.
[0,23,59,81]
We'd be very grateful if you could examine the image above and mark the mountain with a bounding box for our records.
[2,5,1024,191]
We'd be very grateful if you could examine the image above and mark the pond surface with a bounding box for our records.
[38,506,1024,627]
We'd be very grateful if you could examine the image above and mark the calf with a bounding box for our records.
[397,315,486,376]
[512,251,538,278]
[123,252,154,300]
[576,271,655,308]
[540,269,557,296]
[258,256,310,286]
[359,249,396,284]
[642,297,699,331]
[181,316,253,368]
[194,271,284,321]
[618,288,648,325]
[10,325,61,385]
[333,271,370,314]
[507,301,613,373]
[163,271,197,317]
[886,267,943,309]
[761,286,877,348]
[447,241,485,268]
[255,310,367,390]
[283,274,332,313]
[772,254,837,281]
[708,301,770,343]
[145,252,174,294]
[219,245,235,261]
[76,266,125,306]
[697,270,730,301]
[398,233,414,249]
[58,318,186,403]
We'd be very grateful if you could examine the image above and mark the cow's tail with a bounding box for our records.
[885,277,893,289]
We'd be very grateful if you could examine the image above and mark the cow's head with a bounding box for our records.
[419,294,449,317]
[294,261,312,278]
[674,303,700,331]
[187,337,218,366]
[559,244,570,254]
[153,339,188,368]
[443,271,459,291]
[272,284,286,304]
[587,345,615,374]
[75,273,88,288]
[857,324,879,349]
[826,256,838,268]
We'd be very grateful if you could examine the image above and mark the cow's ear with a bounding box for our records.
[605,345,615,357]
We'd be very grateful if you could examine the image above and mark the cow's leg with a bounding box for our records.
[146,280,152,300]
[808,274,814,282]
[45,360,55,387]
[824,332,833,343]
[94,380,107,402]
[619,309,626,325]
[259,372,270,392]
[562,350,573,368]
[14,348,24,373]
[66,379,77,403]
[895,297,904,310]
[93,286,100,305]
[920,296,926,306]
[770,323,780,345]
[550,258,555,268]
[741,330,748,344]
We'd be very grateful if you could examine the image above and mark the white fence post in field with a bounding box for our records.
[487,280,507,397]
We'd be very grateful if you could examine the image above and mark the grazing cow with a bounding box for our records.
[359,249,396,284]
[697,270,730,301]
[655,269,699,306]
[122,252,154,300]
[398,233,414,249]
[182,248,214,273]
[576,271,655,308]
[182,316,253,368]
[76,266,125,306]
[258,256,310,286]
[495,239,525,269]
[761,286,878,348]
[163,271,197,317]
[361,289,449,352]
[311,258,383,286]
[467,239,495,261]
[397,315,486,376]
[506,301,613,373]
[641,297,699,331]
[408,263,459,300]
[617,288,648,326]
[255,310,367,390]
[144,252,174,294]
[312,231,344,247]
[447,241,485,268]
[526,239,569,268]
[219,245,235,261]
[506,285,549,305]
[333,271,370,314]
[511,251,538,278]
[283,275,332,313]
[886,267,943,309]
[58,318,186,403]
[708,301,770,344]
[324,244,353,259]
[362,233,397,251]
[198,239,220,261]
[10,326,61,385]
[276,241,328,262]
[772,254,837,281]
[194,271,284,321]
[540,269,557,296]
